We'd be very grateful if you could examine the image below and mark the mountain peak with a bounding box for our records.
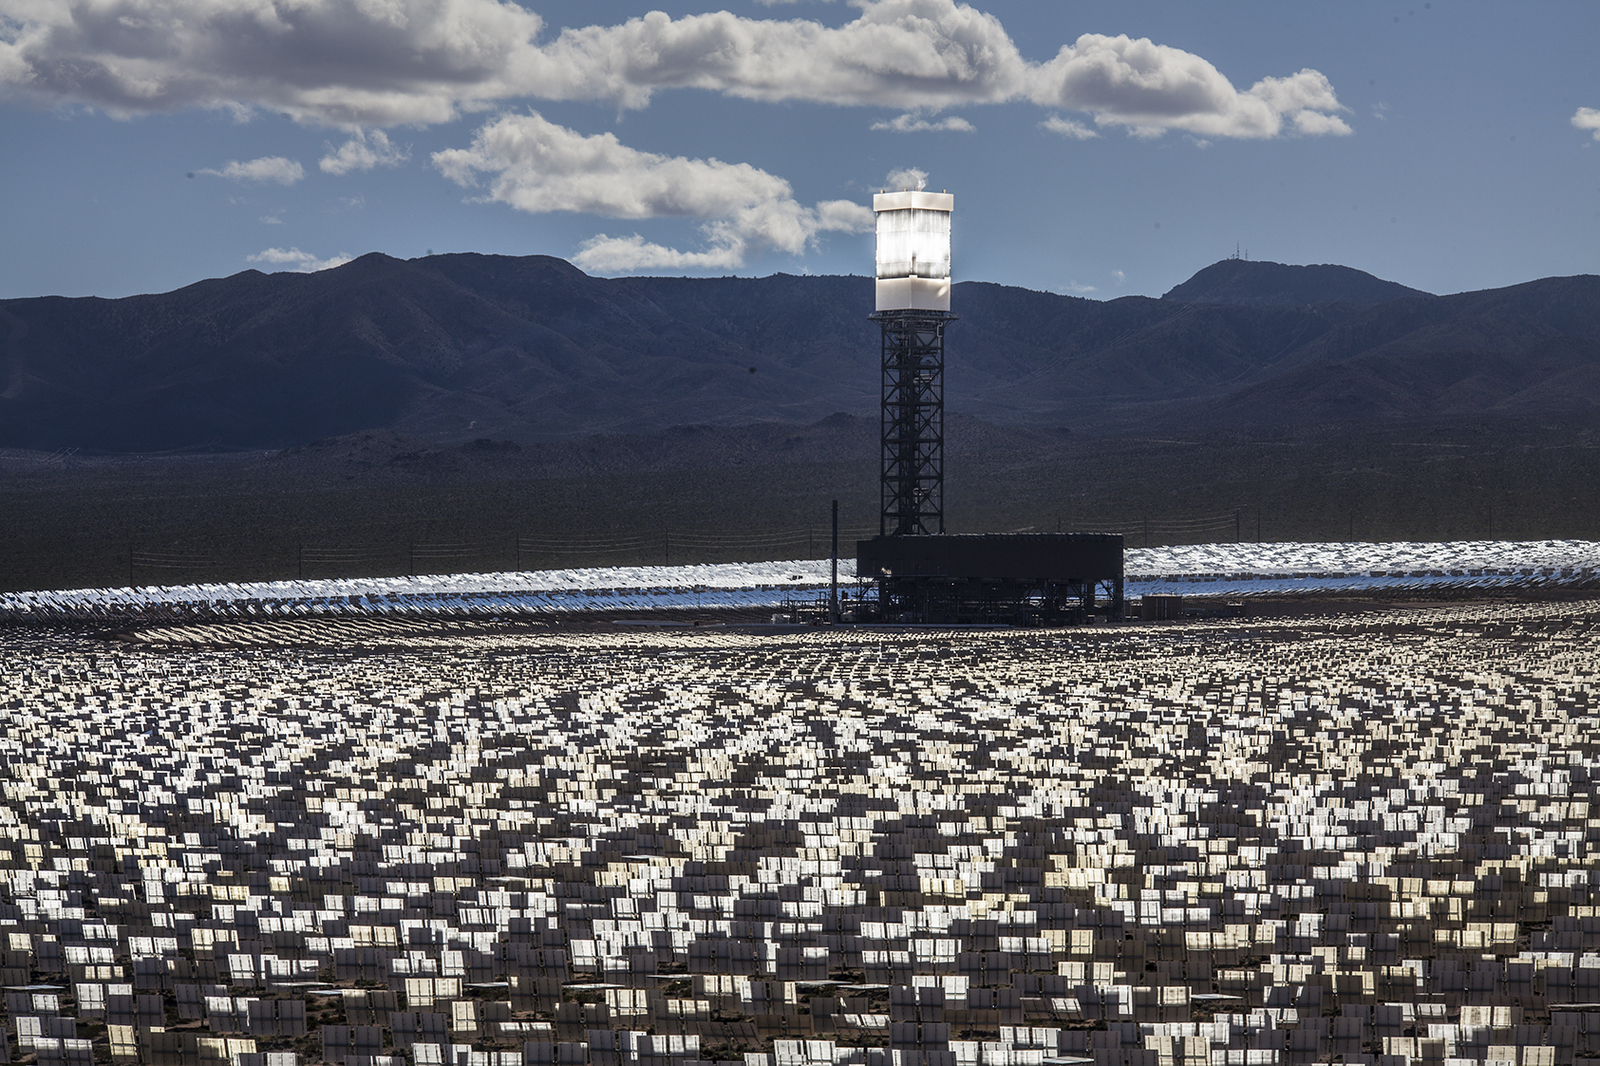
[1162,258,1432,306]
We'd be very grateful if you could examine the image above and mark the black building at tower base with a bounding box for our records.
[857,533,1125,625]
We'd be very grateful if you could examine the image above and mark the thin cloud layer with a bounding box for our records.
[432,111,873,271]
[872,112,974,132]
[199,156,305,184]
[0,0,1349,139]
[1574,107,1600,141]
[247,247,352,271]
[1041,115,1097,139]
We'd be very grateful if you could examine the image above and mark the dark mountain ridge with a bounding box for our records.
[1161,258,1433,305]
[1,253,1596,452]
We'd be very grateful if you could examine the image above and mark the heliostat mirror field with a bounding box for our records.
[2,602,1598,1066]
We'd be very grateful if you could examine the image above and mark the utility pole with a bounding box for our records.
[830,500,840,623]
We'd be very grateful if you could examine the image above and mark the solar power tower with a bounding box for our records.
[872,189,954,536]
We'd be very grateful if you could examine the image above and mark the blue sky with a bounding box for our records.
[2,0,1597,300]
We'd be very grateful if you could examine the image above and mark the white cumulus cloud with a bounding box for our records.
[530,0,1029,111]
[0,0,545,125]
[200,156,305,184]
[884,167,928,190]
[1028,35,1349,139]
[0,0,1349,139]
[320,130,409,175]
[247,247,353,271]
[871,112,974,132]
[432,111,872,272]
[1574,107,1600,141]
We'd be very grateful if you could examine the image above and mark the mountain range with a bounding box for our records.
[1,254,1597,452]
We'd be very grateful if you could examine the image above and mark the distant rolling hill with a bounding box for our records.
[1,253,1597,452]
[1161,258,1433,306]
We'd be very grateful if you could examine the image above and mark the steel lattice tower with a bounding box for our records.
[857,187,1126,626]
[870,188,954,537]
[875,309,953,535]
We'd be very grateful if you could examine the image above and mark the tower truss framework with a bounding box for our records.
[875,309,954,537]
